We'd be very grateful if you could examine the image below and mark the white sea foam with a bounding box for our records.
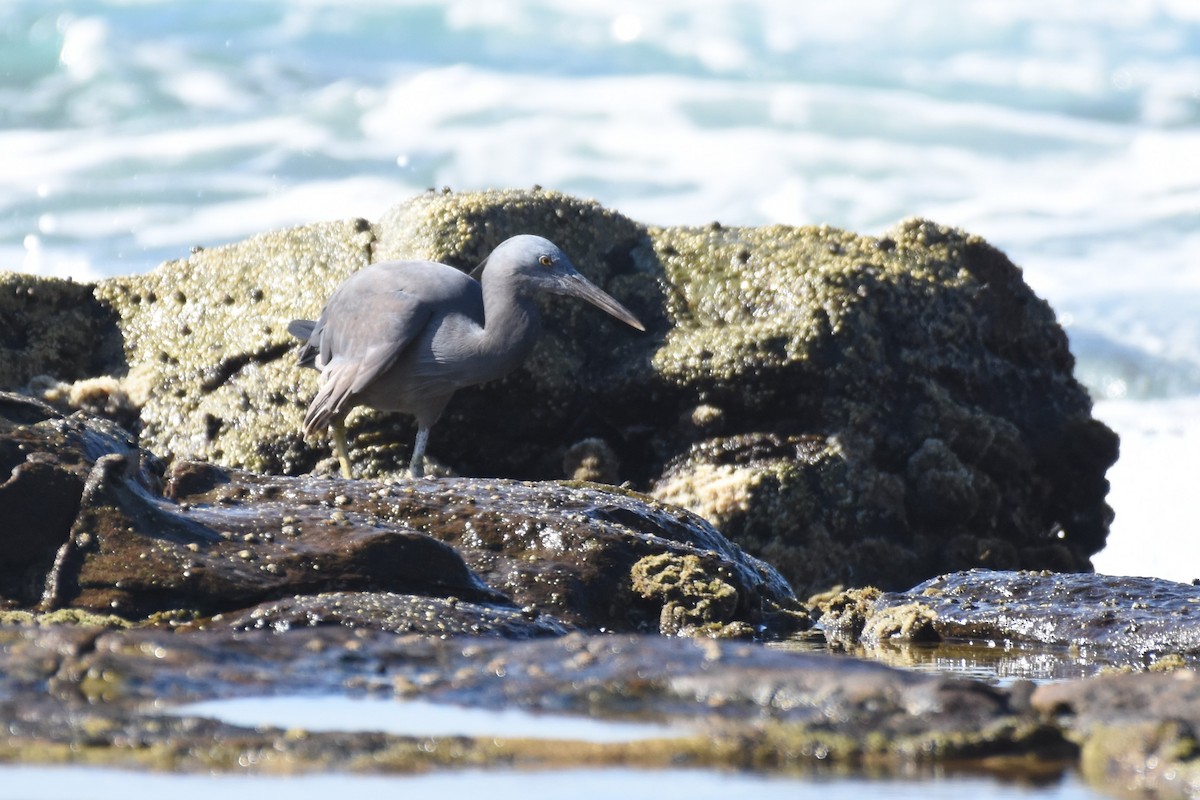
[1092,397,1200,583]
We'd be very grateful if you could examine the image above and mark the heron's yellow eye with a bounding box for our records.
[539,255,553,267]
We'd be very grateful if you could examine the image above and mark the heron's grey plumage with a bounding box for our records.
[290,234,644,479]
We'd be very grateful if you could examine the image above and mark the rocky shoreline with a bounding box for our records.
[2,621,1200,796]
[3,189,1191,796]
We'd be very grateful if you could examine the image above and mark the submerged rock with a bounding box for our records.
[0,391,802,637]
[0,188,1117,596]
[820,569,1200,659]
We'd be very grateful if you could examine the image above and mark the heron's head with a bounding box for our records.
[474,235,645,331]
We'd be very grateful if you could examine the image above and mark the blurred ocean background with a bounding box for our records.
[2,0,1198,582]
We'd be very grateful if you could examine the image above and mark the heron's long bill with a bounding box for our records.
[560,273,645,331]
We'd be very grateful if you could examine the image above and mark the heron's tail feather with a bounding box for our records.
[287,319,316,340]
[288,319,321,368]
[303,359,356,437]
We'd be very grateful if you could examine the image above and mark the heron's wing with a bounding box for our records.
[302,275,434,435]
[345,300,431,395]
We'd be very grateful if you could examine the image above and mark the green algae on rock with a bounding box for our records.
[631,552,747,637]
[89,219,377,474]
[647,219,1117,596]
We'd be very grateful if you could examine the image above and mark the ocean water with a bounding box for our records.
[2,0,1199,581]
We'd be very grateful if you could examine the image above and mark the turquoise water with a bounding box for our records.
[6,2,1198,405]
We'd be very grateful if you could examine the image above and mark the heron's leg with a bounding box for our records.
[409,426,429,478]
[332,419,353,479]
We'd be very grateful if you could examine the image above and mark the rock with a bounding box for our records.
[0,391,803,637]
[647,220,1117,595]
[811,586,883,643]
[630,553,745,637]
[0,189,1118,596]
[0,625,1072,775]
[9,617,1200,795]
[0,392,151,607]
[859,602,940,644]
[161,465,805,636]
[820,569,1200,657]
[1033,670,1200,796]
[0,273,124,390]
[43,453,505,621]
[220,592,569,638]
[91,218,377,474]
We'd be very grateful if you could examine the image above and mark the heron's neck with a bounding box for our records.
[476,278,542,380]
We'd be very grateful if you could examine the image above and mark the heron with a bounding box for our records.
[288,234,645,479]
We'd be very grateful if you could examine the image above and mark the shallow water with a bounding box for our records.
[169,695,689,743]
[777,638,1131,687]
[0,766,1105,800]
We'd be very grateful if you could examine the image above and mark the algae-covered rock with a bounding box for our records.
[647,220,1116,594]
[0,272,124,390]
[0,189,1117,597]
[631,552,746,637]
[91,218,377,474]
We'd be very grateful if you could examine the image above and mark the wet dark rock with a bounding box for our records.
[0,391,803,637]
[220,592,569,638]
[0,392,150,607]
[821,569,1200,659]
[0,190,1116,597]
[42,453,503,620]
[1033,671,1200,796]
[160,466,804,636]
